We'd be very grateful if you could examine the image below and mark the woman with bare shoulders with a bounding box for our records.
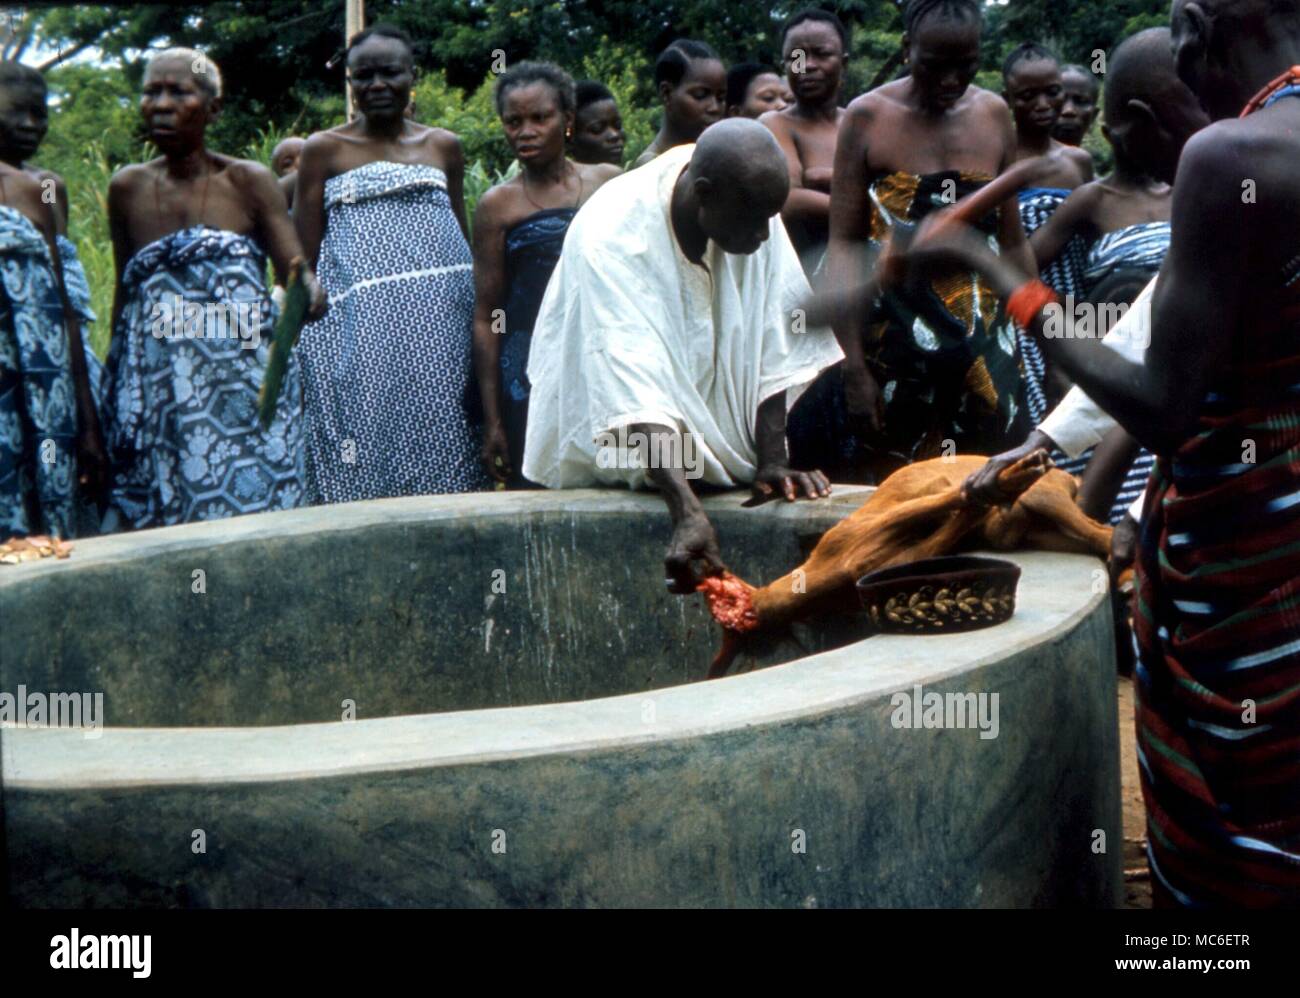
[0,60,107,539]
[470,62,620,488]
[631,40,725,168]
[100,48,323,531]
[725,64,788,119]
[760,8,849,271]
[793,0,1036,483]
[294,24,487,501]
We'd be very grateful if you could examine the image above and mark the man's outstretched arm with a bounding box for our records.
[912,129,1243,456]
[630,423,724,595]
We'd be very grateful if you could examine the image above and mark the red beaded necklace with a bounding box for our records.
[1239,64,1300,117]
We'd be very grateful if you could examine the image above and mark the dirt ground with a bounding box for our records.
[1118,674,1152,909]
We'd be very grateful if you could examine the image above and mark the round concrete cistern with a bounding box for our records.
[0,488,1121,907]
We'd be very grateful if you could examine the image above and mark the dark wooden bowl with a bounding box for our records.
[856,555,1021,634]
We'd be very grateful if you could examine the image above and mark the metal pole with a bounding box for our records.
[345,0,365,119]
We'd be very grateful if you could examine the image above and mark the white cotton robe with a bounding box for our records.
[522,143,844,490]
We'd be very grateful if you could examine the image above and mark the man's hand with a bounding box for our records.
[753,464,831,502]
[907,213,994,273]
[664,512,724,594]
[480,422,511,484]
[962,430,1054,506]
[1110,512,1139,586]
[842,364,884,435]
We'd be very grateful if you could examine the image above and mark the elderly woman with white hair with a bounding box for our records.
[100,47,326,530]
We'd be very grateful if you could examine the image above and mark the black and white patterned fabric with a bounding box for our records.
[1083,221,1170,524]
[299,161,487,502]
[101,226,306,530]
[1,207,78,538]
[1016,188,1089,429]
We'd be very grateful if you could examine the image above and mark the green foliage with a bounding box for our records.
[411,39,655,171]
[40,63,140,168]
[413,70,512,174]
[53,142,120,358]
[21,0,1178,357]
[572,41,656,165]
[1082,117,1116,176]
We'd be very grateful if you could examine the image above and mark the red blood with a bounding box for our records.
[697,572,759,633]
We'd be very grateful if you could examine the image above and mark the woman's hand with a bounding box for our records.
[302,269,328,321]
[480,422,511,484]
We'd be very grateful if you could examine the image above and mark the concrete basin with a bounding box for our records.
[0,488,1120,907]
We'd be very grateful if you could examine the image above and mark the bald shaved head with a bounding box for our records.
[1102,25,1210,182]
[1185,0,1299,19]
[271,136,305,177]
[1105,28,1182,124]
[671,119,792,257]
[687,118,790,202]
[1172,0,1300,118]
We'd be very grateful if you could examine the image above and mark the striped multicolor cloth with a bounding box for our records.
[1133,250,1300,907]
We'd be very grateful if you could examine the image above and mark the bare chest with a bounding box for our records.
[865,109,1004,178]
[127,172,256,252]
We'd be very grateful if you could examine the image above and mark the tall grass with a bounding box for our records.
[60,141,128,358]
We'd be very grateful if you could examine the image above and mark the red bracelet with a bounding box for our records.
[1006,279,1059,330]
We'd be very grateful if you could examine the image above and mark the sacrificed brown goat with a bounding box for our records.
[699,450,1113,677]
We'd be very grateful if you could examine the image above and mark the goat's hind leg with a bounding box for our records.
[1014,472,1114,558]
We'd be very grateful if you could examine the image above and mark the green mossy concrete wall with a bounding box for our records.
[2,489,1121,907]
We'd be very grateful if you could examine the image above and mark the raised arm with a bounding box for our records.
[470,187,511,482]
[934,131,1243,455]
[1028,182,1099,269]
[825,99,884,431]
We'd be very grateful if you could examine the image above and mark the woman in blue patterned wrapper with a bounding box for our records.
[294,23,488,502]
[101,48,326,531]
[0,61,108,538]
[471,62,620,488]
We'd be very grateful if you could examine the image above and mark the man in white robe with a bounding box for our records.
[523,118,843,592]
